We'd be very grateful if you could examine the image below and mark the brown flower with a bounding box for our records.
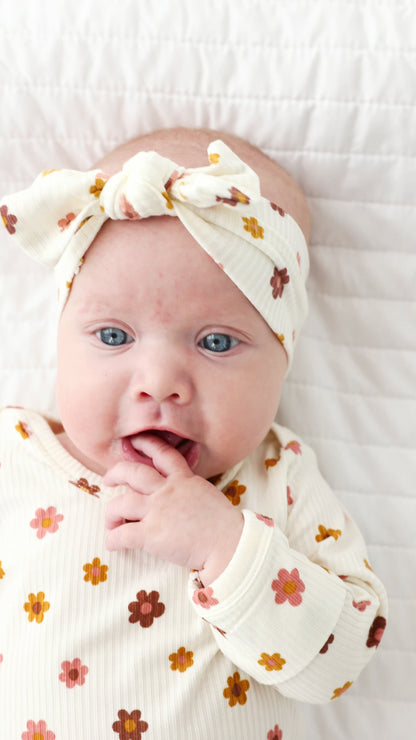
[270,266,290,299]
[320,633,335,654]
[112,709,148,739]
[128,590,165,628]
[366,616,386,648]
[69,478,100,497]
[216,187,250,206]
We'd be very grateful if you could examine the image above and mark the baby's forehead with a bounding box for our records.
[66,216,267,328]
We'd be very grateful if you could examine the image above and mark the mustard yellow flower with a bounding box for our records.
[24,591,50,624]
[83,557,108,586]
[258,652,286,671]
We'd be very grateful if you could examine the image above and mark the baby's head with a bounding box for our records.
[1,128,310,478]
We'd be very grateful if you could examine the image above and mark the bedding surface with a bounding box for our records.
[1,1,415,738]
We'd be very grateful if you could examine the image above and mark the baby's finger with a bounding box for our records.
[105,490,148,531]
[128,433,199,477]
[106,520,146,551]
[103,460,163,491]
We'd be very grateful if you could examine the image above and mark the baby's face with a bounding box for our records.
[56,216,287,479]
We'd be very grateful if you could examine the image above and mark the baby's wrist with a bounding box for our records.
[197,512,244,586]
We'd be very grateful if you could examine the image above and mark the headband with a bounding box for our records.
[0,140,309,368]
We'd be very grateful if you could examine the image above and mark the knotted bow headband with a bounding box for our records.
[1,140,309,368]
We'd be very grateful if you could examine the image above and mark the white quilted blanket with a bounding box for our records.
[1,2,414,737]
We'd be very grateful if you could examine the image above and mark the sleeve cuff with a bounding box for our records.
[189,509,348,681]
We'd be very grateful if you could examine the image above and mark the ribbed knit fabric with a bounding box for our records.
[0,408,387,739]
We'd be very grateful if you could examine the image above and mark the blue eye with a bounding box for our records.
[97,328,133,346]
[200,333,239,353]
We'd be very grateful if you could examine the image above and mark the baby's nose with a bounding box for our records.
[130,347,193,405]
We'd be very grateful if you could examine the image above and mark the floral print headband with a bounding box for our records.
[0,140,309,368]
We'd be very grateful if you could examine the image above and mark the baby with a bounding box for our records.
[0,128,387,740]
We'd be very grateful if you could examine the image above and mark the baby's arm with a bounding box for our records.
[103,433,387,703]
[190,442,387,704]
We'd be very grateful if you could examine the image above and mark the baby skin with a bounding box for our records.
[56,127,310,586]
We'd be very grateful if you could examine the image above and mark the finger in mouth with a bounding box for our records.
[123,431,200,469]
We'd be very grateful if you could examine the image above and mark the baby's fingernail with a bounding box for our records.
[188,443,200,470]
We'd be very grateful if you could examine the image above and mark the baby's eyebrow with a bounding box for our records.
[72,298,114,317]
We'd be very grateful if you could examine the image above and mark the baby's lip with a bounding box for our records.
[122,429,200,469]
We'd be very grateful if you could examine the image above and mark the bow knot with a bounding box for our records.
[100,151,184,220]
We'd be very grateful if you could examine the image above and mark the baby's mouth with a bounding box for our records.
[121,430,199,469]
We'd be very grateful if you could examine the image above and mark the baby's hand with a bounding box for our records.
[103,434,244,585]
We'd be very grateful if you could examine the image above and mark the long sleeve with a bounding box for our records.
[189,426,388,704]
